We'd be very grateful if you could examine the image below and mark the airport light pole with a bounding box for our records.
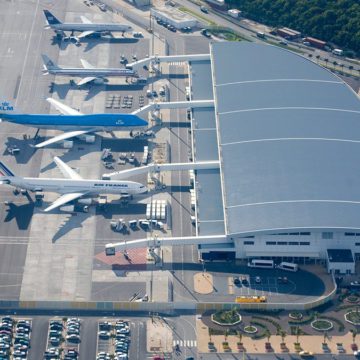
[200,259,206,273]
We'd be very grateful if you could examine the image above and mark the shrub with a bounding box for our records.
[311,319,333,331]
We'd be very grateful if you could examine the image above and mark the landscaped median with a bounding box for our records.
[178,6,215,25]
[196,319,359,354]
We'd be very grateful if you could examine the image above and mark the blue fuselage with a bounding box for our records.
[0,113,147,131]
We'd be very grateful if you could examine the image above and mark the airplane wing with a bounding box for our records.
[80,59,95,69]
[77,30,95,39]
[47,98,83,115]
[77,77,97,86]
[35,129,94,148]
[53,156,83,180]
[80,16,92,24]
[44,192,86,212]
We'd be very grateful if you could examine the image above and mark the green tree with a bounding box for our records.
[225,0,360,55]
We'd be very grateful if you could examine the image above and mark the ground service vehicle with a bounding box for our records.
[248,259,274,268]
[277,262,298,272]
[332,48,343,56]
[236,296,267,303]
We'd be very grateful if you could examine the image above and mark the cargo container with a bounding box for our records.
[303,37,326,49]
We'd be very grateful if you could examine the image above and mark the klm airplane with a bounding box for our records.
[0,98,147,148]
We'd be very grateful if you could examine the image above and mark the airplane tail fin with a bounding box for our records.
[43,10,62,25]
[41,54,59,72]
[0,161,16,178]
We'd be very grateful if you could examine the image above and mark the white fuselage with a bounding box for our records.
[52,23,133,33]
[5,176,147,195]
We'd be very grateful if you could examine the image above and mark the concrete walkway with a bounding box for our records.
[197,319,358,354]
[147,318,173,353]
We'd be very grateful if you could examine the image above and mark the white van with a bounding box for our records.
[277,262,298,272]
[332,48,343,56]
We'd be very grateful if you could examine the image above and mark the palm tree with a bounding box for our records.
[209,328,213,343]
[324,58,329,68]
[265,329,271,343]
[351,329,357,344]
[316,55,321,63]
[340,63,344,73]
[224,329,229,342]
[238,330,243,344]
[333,61,338,70]
[280,330,287,345]
[295,326,301,344]
[349,65,354,75]
[323,331,327,345]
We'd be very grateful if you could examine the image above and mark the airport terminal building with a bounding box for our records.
[189,42,360,273]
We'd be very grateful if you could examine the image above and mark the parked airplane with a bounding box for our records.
[43,10,133,40]
[0,98,147,148]
[41,55,138,86]
[0,158,147,212]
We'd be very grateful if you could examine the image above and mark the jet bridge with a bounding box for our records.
[126,54,210,71]
[105,235,229,255]
[132,99,214,117]
[102,160,219,180]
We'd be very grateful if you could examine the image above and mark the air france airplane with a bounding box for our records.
[0,158,147,212]
[0,98,148,148]
[42,55,138,86]
[43,10,133,39]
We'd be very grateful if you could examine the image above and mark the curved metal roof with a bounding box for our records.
[211,42,360,235]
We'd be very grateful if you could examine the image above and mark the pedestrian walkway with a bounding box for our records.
[173,339,197,347]
[169,62,186,66]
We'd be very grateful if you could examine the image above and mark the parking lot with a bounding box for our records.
[192,263,332,304]
[0,316,32,360]
[229,275,297,297]
[96,319,131,359]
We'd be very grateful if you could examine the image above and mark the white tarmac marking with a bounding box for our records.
[15,0,41,106]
